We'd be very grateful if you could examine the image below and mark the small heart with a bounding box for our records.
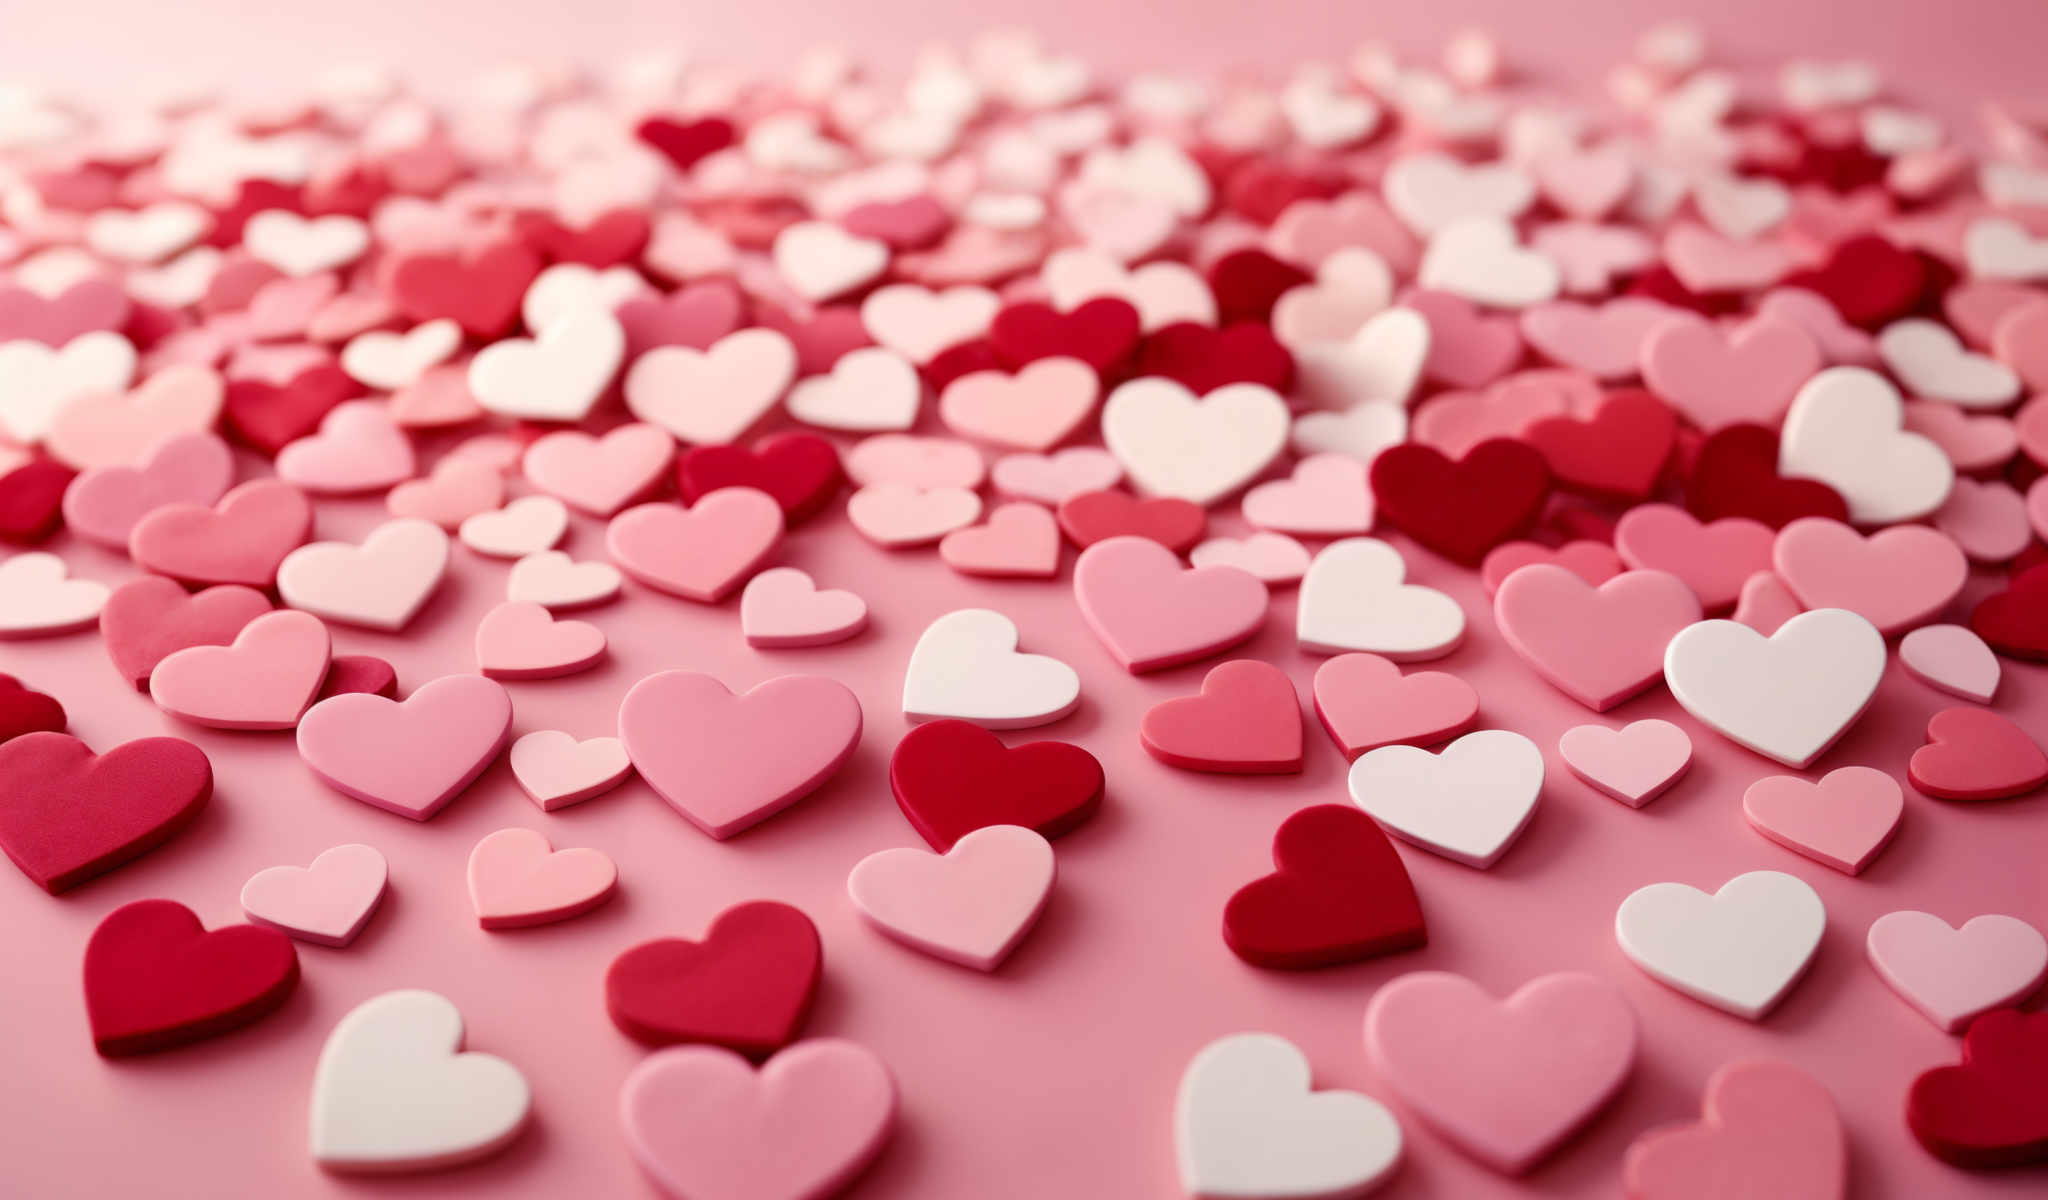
[1908,707,2048,801]
[1771,517,1966,635]
[1906,1009,2048,1168]
[1297,537,1464,661]
[1055,488,1206,552]
[509,731,632,811]
[901,609,1080,729]
[240,843,388,947]
[890,719,1103,850]
[1664,609,1885,769]
[61,430,232,550]
[278,517,449,632]
[625,328,798,445]
[466,827,617,929]
[847,824,1055,971]
[739,567,868,647]
[1496,565,1701,711]
[605,900,822,1054]
[1898,624,2000,703]
[129,478,312,589]
[522,423,674,518]
[1558,719,1693,808]
[1075,536,1267,674]
[1311,652,1478,759]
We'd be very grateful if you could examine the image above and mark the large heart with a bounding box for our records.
[1074,535,1267,673]
[0,733,211,893]
[605,490,784,603]
[890,719,1103,850]
[1615,869,1826,1019]
[1663,608,1884,768]
[1347,729,1543,867]
[1369,438,1550,565]
[295,674,512,820]
[1223,804,1425,968]
[1623,1061,1844,1200]
[1494,565,1700,711]
[605,900,822,1054]
[149,608,331,730]
[83,898,298,1056]
[128,478,313,589]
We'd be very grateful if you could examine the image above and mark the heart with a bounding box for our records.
[786,346,920,434]
[1406,289,1527,389]
[505,551,623,610]
[1101,378,1288,506]
[1311,652,1478,759]
[311,989,531,1171]
[1909,707,2048,801]
[44,362,224,471]
[616,280,745,358]
[1615,869,1826,1019]
[509,731,632,811]
[939,357,1099,451]
[61,430,232,550]
[386,457,503,529]
[1558,719,1694,808]
[149,608,330,730]
[1615,503,1776,612]
[0,331,137,444]
[240,843,388,946]
[1971,564,2048,661]
[1661,224,1793,294]
[522,423,674,517]
[621,1040,895,1200]
[317,655,398,702]
[1370,438,1550,565]
[1055,489,1205,552]
[1908,1008,2048,1167]
[1742,765,1903,875]
[1534,222,1656,295]
[1991,299,2048,392]
[275,400,417,495]
[129,478,312,589]
[846,483,982,547]
[1878,318,2020,408]
[1140,659,1302,774]
[339,318,461,390]
[740,567,868,647]
[1868,911,2048,1034]
[1190,531,1312,586]
[1519,297,1672,381]
[1664,608,1884,768]
[0,459,74,544]
[859,283,996,362]
[890,719,1103,850]
[772,221,888,301]
[466,827,617,929]
[1771,517,1967,635]
[848,824,1055,970]
[1903,401,2017,472]
[520,263,646,331]
[0,551,109,635]
[1496,565,1701,710]
[296,673,512,820]
[605,899,822,1053]
[625,328,798,444]
[1898,624,2000,703]
[990,297,1142,375]
[1780,366,1954,524]
[1131,321,1295,396]
[1363,970,1635,1174]
[1685,424,1850,529]
[1640,315,1821,432]
[1623,1061,1844,1200]
[1938,477,2032,563]
[1291,306,1429,410]
[467,307,624,423]
[1044,248,1215,332]
[938,502,1060,579]
[0,280,128,347]
[1241,454,1372,536]
[474,601,605,680]
[1480,539,1623,595]
[844,434,985,489]
[1523,389,1676,502]
[243,210,368,275]
[1074,536,1267,673]
[676,432,843,522]
[1176,1032,1403,1196]
[1756,287,1879,365]
[1348,729,1542,868]
[222,361,365,453]
[99,576,272,689]
[389,239,541,339]
[0,673,65,744]
[458,495,569,559]
[901,609,1080,729]
[278,517,449,632]
[1297,537,1465,660]
[1418,217,1560,308]
[1223,803,1425,967]
[989,446,1123,504]
[83,898,298,1057]
[0,732,210,894]
[1385,152,1535,234]
[606,490,784,603]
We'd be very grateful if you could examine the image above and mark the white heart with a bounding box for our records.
[1615,870,1825,1019]
[1963,216,2048,282]
[859,284,999,363]
[1876,319,2020,408]
[126,247,224,309]
[1419,218,1560,309]
[278,518,450,632]
[1100,379,1288,506]
[902,608,1080,729]
[1280,79,1381,148]
[84,202,210,264]
[772,221,889,302]
[468,308,624,423]
[0,331,137,444]
[847,483,983,547]
[1348,729,1542,867]
[1041,248,1216,332]
[1297,537,1464,660]
[0,552,110,635]
[1692,174,1791,241]
[243,209,369,276]
[1176,1032,1403,1199]
[341,319,462,390]
[786,346,922,432]
[1291,401,1408,463]
[1979,162,2048,210]
[1663,608,1885,768]
[1292,306,1431,411]
[520,263,648,331]
[623,327,797,445]
[1779,367,1953,524]
[1384,151,1535,234]
[458,496,569,559]
[509,731,633,811]
[505,551,623,609]
[1075,136,1210,218]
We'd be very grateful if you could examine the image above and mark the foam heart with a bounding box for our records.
[939,357,1099,450]
[521,423,674,517]
[505,551,623,609]
[458,495,569,559]
[0,732,211,893]
[1640,315,1821,431]
[677,433,844,521]
[1519,297,1672,381]
[1348,729,1541,868]
[129,478,311,588]
[150,608,330,730]
[1056,488,1205,551]
[938,501,1060,579]
[605,900,822,1052]
[1878,317,2020,408]
[1418,217,1560,309]
[1241,453,1373,536]
[466,827,617,929]
[1868,912,2048,1034]
[1495,565,1701,710]
[624,327,799,445]
[740,567,868,647]
[0,551,109,635]
[889,719,1103,850]
[1898,623,2000,703]
[278,517,449,632]
[1480,539,1623,596]
[844,434,985,489]
[1906,1009,2048,1167]
[243,210,368,275]
[1741,765,1903,875]
[1664,608,1884,768]
[1297,537,1464,660]
[1176,1032,1403,1197]
[1223,803,1425,968]
[240,843,388,947]
[989,446,1123,503]
[1558,719,1693,808]
[1100,378,1288,505]
[1292,306,1430,411]
[0,674,65,744]
[277,399,420,494]
[1189,531,1312,586]
[846,483,981,547]
[606,490,783,603]
[296,673,512,820]
[1074,535,1267,673]
[61,430,232,550]
[772,220,888,301]
[44,362,224,470]
[474,601,606,679]
[860,283,999,362]
[847,824,1055,971]
[1369,438,1550,565]
[339,318,461,390]
[1615,869,1826,1019]
[1140,659,1302,774]
[1908,707,2048,801]
[1312,652,1478,759]
[509,731,632,811]
[1615,503,1774,612]
[0,331,138,444]
[901,608,1080,729]
[1384,152,1535,234]
[1779,366,1954,524]
[1623,1061,1843,1200]
[467,306,623,422]
[1042,248,1216,331]
[1771,517,1966,635]
[83,898,298,1057]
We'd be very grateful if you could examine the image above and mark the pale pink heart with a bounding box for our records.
[149,608,331,730]
[1412,370,1599,458]
[858,283,997,363]
[224,342,332,387]
[1404,289,1524,389]
[61,429,232,550]
[624,328,798,445]
[1771,517,1968,634]
[740,567,869,647]
[1558,718,1693,808]
[1268,191,1420,275]
[509,731,633,811]
[466,827,617,929]
[784,347,920,433]
[240,274,342,342]
[1945,280,2047,348]
[1363,971,1636,1175]
[474,601,606,680]
[1073,536,1268,674]
[938,358,1099,451]
[1933,478,2032,564]
[296,673,513,820]
[446,433,528,476]
[938,501,1060,579]
[1661,223,1794,293]
[1533,146,1635,220]
[847,484,982,548]
[43,363,224,470]
[277,518,449,632]
[620,1041,895,1200]
[387,457,504,529]
[1640,315,1823,431]
[1269,248,1394,349]
[1902,401,2018,472]
[239,843,388,947]
[989,446,1121,503]
[1188,532,1311,587]
[643,213,738,281]
[1732,571,1804,636]
[1059,182,1177,263]
[847,824,1056,971]
[521,423,674,517]
[1755,288,1880,366]
[844,434,985,489]
[896,226,1049,289]
[1530,222,1656,296]
[1866,911,2048,1033]
[1615,503,1776,612]
[1992,301,2048,392]
[1495,565,1702,711]
[605,490,783,604]
[1741,765,1903,875]
[275,400,417,494]
[1623,1062,1844,1200]
[1517,297,1674,381]
[1898,624,2001,703]
[1479,539,1623,596]
[616,670,862,839]
[306,290,397,344]
[1240,454,1372,536]
[388,363,485,428]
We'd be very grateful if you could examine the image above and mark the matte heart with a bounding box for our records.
[606,490,784,603]
[0,460,76,544]
[1615,870,1826,1019]
[0,673,66,743]
[1480,539,1624,595]
[388,240,541,339]
[1223,804,1425,968]
[222,362,365,454]
[521,423,674,518]
[1615,503,1774,612]
[295,674,512,820]
[62,431,232,549]
[938,502,1061,579]
[128,478,312,589]
[1495,566,1701,711]
[1906,1009,2048,1167]
[240,843,388,947]
[739,567,868,647]
[277,517,449,632]
[675,432,844,523]
[1664,609,1884,768]
[1684,424,1849,530]
[1558,719,1693,808]
[509,731,632,811]
[83,899,298,1057]
[1623,1061,1843,1200]
[1970,564,2048,662]
[1868,911,2048,1034]
[1055,488,1205,552]
[1640,315,1821,432]
[938,357,1098,451]
[1771,518,1967,635]
[1311,652,1478,758]
[1176,1032,1403,1199]
[474,602,606,680]
[901,609,1080,728]
[1522,389,1675,502]
[1141,659,1303,774]
[1781,233,1925,329]
[1742,766,1903,875]
[1131,320,1295,396]
[466,827,617,929]
[988,297,1141,375]
[1347,729,1543,868]
[0,733,210,893]
[275,400,415,494]
[847,824,1055,971]
[1898,624,2001,703]
[98,576,272,689]
[890,719,1103,851]
[150,608,331,730]
[605,900,822,1054]
[316,655,399,702]
[1074,536,1267,673]
[1370,438,1550,565]
[1909,707,2048,801]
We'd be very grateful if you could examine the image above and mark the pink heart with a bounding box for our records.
[1991,300,2048,393]
[1495,565,1702,711]
[844,434,985,489]
[1241,454,1371,535]
[1364,970,1637,1175]
[1533,146,1635,220]
[1660,223,1794,293]
[1531,222,1655,296]
[740,568,869,647]
[847,824,1055,970]
[150,609,331,730]
[388,364,484,428]
[1866,911,2048,1033]
[1479,539,1623,596]
[275,400,416,494]
[296,673,513,820]
[617,670,861,839]
[989,447,1122,503]
[1742,765,1903,875]
[1902,401,2017,472]
[1615,503,1775,612]
[474,601,606,680]
[522,423,674,517]
[61,430,233,550]
[1073,536,1268,674]
[1269,192,1420,275]
[616,280,745,358]
[1405,289,1523,389]
[1771,517,1967,635]
[387,457,504,529]
[98,576,274,690]
[938,358,1099,452]
[1412,369,1598,457]
[509,731,632,811]
[44,363,224,470]
[938,502,1061,578]
[1558,718,1693,808]
[605,489,784,603]
[1755,288,1879,367]
[621,1040,895,1200]
[1935,478,2032,564]
[1733,570,1804,635]
[1898,624,2000,703]
[845,484,981,547]
[1518,297,1674,381]
[1311,652,1479,758]
[466,827,617,929]
[127,477,313,590]
[1640,315,1822,432]
[1623,1061,1843,1200]
[239,843,388,947]
[1945,280,2046,349]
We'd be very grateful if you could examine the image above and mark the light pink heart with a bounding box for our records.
[605,489,783,603]
[239,843,388,947]
[1742,765,1903,875]
[1074,536,1268,674]
[149,608,331,730]
[740,568,869,647]
[1732,570,1804,636]
[275,400,416,494]
[939,358,1099,451]
[1518,297,1673,382]
[387,457,505,529]
[1641,315,1823,431]
[296,673,513,820]
[44,363,224,470]
[61,429,233,550]
[466,827,617,929]
[1495,565,1702,711]
[1899,623,2001,703]
[1558,718,1693,808]
[522,422,675,517]
[1615,503,1775,612]
[938,502,1060,579]
[1866,911,2048,1033]
[1771,517,1967,635]
[847,824,1055,970]
[1623,1061,1843,1200]
[475,601,606,680]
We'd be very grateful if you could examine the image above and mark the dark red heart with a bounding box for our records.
[222,360,365,455]
[1907,1008,2048,1167]
[841,195,951,251]
[635,115,737,173]
[0,674,65,743]
[83,899,298,1057]
[1223,804,1426,969]
[1522,389,1676,503]
[1206,247,1310,325]
[675,433,843,524]
[1781,234,1927,329]
[387,239,541,339]
[1056,488,1206,552]
[515,207,651,268]
[0,279,130,346]
[890,719,1104,851]
[922,338,1003,391]
[99,577,274,689]
[1370,438,1552,566]
[1222,158,1352,225]
[1140,659,1303,774]
[1971,565,2048,662]
[1908,707,2048,801]
[1131,321,1294,395]
[317,655,399,701]
[0,733,212,894]
[989,297,1142,376]
[0,459,76,544]
[605,900,820,1057]
[1684,423,1851,529]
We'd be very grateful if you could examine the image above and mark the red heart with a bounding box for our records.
[1223,804,1426,969]
[387,239,542,339]
[0,279,130,345]
[841,195,951,251]
[0,674,65,743]
[1971,564,2048,662]
[989,297,1141,376]
[605,900,820,1057]
[1207,247,1310,325]
[1522,389,1676,503]
[922,337,1003,391]
[1684,423,1850,529]
[515,208,651,268]
[635,115,737,173]
[1140,660,1303,774]
[1907,1009,2048,1167]
[1222,159,1351,225]
[83,899,299,1057]
[1055,488,1206,551]
[890,719,1104,851]
[1130,320,1294,395]
[1781,234,1927,329]
[317,654,399,701]
[222,360,365,455]
[675,433,843,524]
[0,459,76,544]
[1370,438,1552,565]
[0,733,212,894]
[1907,707,2048,801]
[99,576,273,690]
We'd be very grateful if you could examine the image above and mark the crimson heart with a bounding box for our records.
[1907,1009,2048,1167]
[1207,247,1310,325]
[635,115,737,172]
[1971,565,2048,662]
[890,720,1104,851]
[675,433,843,524]
[1130,321,1294,395]
[0,674,65,743]
[83,899,298,1057]
[515,207,651,268]
[989,297,1141,376]
[1140,660,1302,774]
[1222,158,1351,225]
[1781,234,1927,329]
[99,576,272,689]
[1055,488,1206,552]
[605,900,821,1057]
[222,360,365,455]
[1684,423,1850,529]
[1223,805,1426,969]
[0,733,211,894]
[1370,438,1551,565]
[386,239,542,339]
[1908,707,2048,801]
[1522,389,1675,503]
[317,655,399,701]
[0,459,76,544]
